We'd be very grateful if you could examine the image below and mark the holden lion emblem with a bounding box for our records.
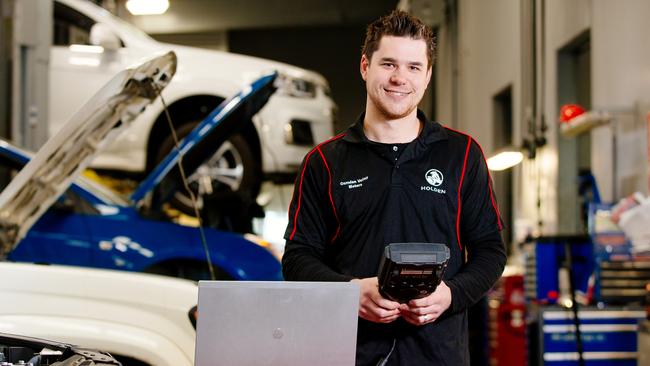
[425,169,444,187]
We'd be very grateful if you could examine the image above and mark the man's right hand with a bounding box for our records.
[351,277,401,323]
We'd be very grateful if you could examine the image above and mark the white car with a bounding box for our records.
[0,37,220,366]
[50,0,336,213]
[0,262,197,366]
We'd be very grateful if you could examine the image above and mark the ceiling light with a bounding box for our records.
[69,45,104,54]
[487,148,524,171]
[126,0,169,15]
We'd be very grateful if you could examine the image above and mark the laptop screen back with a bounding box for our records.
[195,281,359,366]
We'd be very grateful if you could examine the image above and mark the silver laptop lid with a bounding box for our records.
[195,281,359,366]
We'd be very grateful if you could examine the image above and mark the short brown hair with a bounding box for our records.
[362,10,435,67]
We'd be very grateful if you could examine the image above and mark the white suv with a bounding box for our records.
[51,0,335,213]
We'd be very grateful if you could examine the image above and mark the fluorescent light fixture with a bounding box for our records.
[487,149,524,171]
[126,0,169,15]
[69,44,104,54]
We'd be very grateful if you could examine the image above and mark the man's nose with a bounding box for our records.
[389,69,407,84]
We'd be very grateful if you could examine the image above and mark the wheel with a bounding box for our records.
[145,260,234,281]
[155,122,261,216]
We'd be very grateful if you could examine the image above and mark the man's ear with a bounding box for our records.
[360,54,369,81]
[425,66,432,85]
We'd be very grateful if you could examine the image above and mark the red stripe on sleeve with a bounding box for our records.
[288,133,346,241]
[444,127,504,234]
[456,136,472,252]
[317,147,341,242]
[471,143,504,231]
[289,149,318,240]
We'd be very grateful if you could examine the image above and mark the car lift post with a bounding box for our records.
[11,0,51,150]
[0,0,12,140]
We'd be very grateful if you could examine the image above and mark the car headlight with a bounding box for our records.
[275,75,317,99]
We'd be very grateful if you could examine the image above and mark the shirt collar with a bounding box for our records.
[342,109,448,145]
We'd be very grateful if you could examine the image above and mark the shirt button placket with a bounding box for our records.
[392,161,402,185]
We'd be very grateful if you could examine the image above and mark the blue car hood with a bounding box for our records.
[0,52,177,257]
[130,72,278,208]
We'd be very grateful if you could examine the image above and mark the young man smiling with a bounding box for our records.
[283,10,506,366]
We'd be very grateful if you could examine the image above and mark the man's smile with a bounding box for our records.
[383,88,412,97]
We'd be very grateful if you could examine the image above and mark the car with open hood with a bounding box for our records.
[0,51,282,281]
[0,262,198,366]
[50,0,336,216]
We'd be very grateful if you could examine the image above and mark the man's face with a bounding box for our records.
[361,35,432,120]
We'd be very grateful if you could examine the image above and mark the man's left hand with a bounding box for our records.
[399,281,452,326]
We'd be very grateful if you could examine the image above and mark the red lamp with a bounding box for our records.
[558,104,611,137]
[559,104,585,123]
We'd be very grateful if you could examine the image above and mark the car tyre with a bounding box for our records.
[155,123,261,217]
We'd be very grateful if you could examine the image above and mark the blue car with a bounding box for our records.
[0,52,282,281]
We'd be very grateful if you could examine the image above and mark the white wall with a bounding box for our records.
[542,0,591,234]
[457,0,521,149]
[591,0,650,199]
[437,0,526,243]
[436,0,650,243]
[434,5,454,126]
[592,0,650,109]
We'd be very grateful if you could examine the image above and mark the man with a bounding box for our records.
[282,10,506,366]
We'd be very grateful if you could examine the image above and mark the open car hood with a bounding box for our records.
[129,72,278,208]
[0,52,176,257]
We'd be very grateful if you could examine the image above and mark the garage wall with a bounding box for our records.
[0,0,12,139]
[590,0,650,200]
[591,0,650,109]
[543,0,591,234]
[434,8,453,127]
[437,0,650,242]
[436,0,526,245]
[458,0,520,149]
[544,0,650,229]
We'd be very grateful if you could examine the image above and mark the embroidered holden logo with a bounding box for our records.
[425,169,444,187]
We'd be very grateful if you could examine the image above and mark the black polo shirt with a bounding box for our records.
[283,110,506,366]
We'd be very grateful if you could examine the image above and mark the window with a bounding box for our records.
[53,2,96,46]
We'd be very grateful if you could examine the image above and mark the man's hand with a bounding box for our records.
[351,277,401,323]
[399,281,452,326]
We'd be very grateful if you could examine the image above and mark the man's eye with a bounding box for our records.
[410,66,421,71]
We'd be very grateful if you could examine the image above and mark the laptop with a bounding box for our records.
[195,281,360,366]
